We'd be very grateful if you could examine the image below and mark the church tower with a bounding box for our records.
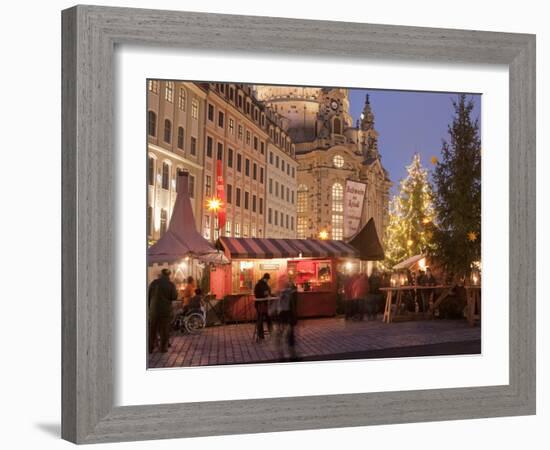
[358,94,380,160]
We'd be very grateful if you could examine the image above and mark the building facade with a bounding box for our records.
[255,85,391,241]
[147,80,207,242]
[264,109,298,239]
[201,83,269,241]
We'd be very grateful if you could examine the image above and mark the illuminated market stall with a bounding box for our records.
[210,237,360,320]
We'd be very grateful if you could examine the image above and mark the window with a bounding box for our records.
[260,167,264,184]
[217,143,223,161]
[275,210,278,226]
[251,224,256,238]
[162,162,170,190]
[218,111,224,128]
[236,188,241,207]
[297,217,307,238]
[234,222,240,238]
[281,160,285,172]
[177,127,184,149]
[206,136,213,158]
[291,190,295,204]
[253,163,257,180]
[268,208,272,224]
[229,87,234,101]
[226,184,232,204]
[191,100,198,119]
[253,136,258,150]
[147,111,156,137]
[214,216,220,240]
[286,214,289,229]
[229,118,234,134]
[207,104,214,121]
[287,165,290,176]
[252,195,257,212]
[237,154,242,172]
[246,130,251,145]
[228,148,233,168]
[291,216,294,231]
[275,181,279,197]
[286,187,290,202]
[178,88,186,110]
[147,206,153,237]
[292,167,295,178]
[276,155,279,169]
[331,182,344,240]
[165,81,174,102]
[269,178,273,194]
[244,192,249,210]
[190,137,197,156]
[225,220,232,237]
[188,175,195,198]
[246,102,251,115]
[333,155,344,168]
[148,79,158,94]
[160,209,168,236]
[297,184,308,214]
[245,158,250,177]
[147,157,155,186]
[163,119,171,143]
[269,152,273,165]
[203,215,211,240]
[243,224,249,238]
[238,125,243,140]
[238,95,243,108]
[205,175,212,197]
[333,117,342,135]
[260,141,265,154]
[259,198,263,215]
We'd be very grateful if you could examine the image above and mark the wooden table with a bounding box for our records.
[380,285,454,323]
[464,285,481,326]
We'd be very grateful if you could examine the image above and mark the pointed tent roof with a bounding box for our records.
[347,218,385,261]
[147,170,218,264]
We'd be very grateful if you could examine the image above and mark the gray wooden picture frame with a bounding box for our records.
[61,4,536,444]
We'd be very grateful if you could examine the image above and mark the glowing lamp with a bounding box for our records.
[318,230,329,240]
[206,197,222,213]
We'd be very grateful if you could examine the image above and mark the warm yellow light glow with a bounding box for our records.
[206,197,222,213]
[418,257,427,271]
[345,261,353,271]
[431,156,438,165]
[407,239,413,247]
[422,217,430,224]
[318,230,329,240]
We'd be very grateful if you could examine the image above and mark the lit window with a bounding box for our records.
[191,100,199,119]
[331,182,344,240]
[333,155,344,168]
[163,119,171,143]
[165,81,174,102]
[178,88,186,110]
[297,184,308,213]
[177,127,184,149]
[147,111,156,137]
[234,222,241,238]
[225,220,232,237]
[229,118,234,134]
[161,163,170,190]
[148,80,159,94]
[160,209,168,236]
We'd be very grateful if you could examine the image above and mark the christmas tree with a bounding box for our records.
[383,153,436,269]
[431,94,481,278]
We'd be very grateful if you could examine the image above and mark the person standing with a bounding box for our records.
[351,273,369,321]
[253,273,272,340]
[148,268,178,353]
[181,276,196,308]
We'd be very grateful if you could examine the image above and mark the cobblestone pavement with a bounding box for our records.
[147,317,481,368]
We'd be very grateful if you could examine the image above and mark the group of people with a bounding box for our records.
[148,271,203,353]
[343,270,385,321]
[253,273,298,359]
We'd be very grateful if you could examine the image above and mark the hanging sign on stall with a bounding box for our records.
[344,179,367,239]
[216,160,226,230]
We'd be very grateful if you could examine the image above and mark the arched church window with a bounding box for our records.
[331,182,344,240]
[333,155,344,168]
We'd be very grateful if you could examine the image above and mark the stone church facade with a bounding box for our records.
[254,85,391,241]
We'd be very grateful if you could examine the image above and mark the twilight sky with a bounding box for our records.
[348,89,481,195]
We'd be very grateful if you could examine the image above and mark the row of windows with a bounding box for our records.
[207,105,266,155]
[148,111,197,155]
[147,157,195,196]
[226,184,264,214]
[268,178,295,204]
[211,83,266,130]
[148,81,188,112]
[222,220,261,239]
[268,151,296,178]
[267,208,295,231]
[207,137,265,183]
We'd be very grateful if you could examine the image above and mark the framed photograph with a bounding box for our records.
[62,5,535,444]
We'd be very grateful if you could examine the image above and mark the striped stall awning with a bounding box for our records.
[217,237,359,259]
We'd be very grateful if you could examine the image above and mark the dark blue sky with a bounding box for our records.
[348,89,481,194]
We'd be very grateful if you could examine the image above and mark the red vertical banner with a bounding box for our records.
[216,160,226,231]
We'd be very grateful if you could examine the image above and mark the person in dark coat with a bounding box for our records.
[418,267,437,312]
[148,268,178,353]
[253,273,273,340]
[276,281,299,360]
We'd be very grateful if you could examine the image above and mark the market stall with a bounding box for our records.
[211,237,360,320]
